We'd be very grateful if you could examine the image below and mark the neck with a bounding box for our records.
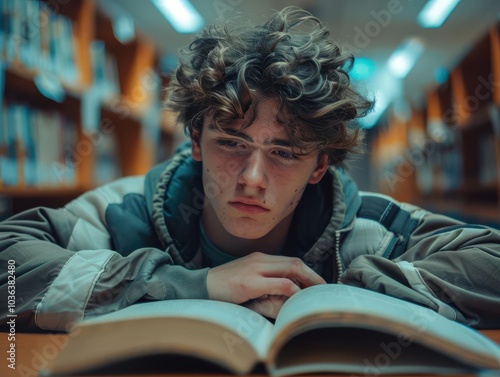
[201,205,293,258]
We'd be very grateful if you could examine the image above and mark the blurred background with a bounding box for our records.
[1,0,499,228]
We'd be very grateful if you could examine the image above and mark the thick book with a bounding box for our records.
[42,284,500,376]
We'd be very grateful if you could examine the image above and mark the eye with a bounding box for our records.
[274,150,298,161]
[216,139,242,149]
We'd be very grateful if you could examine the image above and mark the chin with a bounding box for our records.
[224,224,269,240]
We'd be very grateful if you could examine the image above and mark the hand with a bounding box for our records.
[206,252,326,305]
[243,295,288,319]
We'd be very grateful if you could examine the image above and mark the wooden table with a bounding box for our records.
[1,331,500,377]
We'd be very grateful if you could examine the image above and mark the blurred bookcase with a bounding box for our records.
[0,0,178,217]
[372,22,500,225]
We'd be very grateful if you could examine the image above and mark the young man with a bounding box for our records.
[1,7,500,332]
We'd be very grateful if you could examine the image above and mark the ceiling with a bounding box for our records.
[98,0,500,124]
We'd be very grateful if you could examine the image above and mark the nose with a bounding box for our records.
[237,150,267,190]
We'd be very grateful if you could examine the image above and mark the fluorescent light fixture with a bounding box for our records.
[151,0,205,34]
[387,37,425,78]
[417,0,461,28]
[351,57,376,81]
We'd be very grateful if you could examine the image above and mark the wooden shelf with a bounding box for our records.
[0,185,90,198]
[372,21,500,217]
[101,96,150,127]
[0,0,173,215]
[5,65,84,117]
[456,103,495,130]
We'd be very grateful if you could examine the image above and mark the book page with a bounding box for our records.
[46,299,275,376]
[271,284,500,368]
[83,299,274,356]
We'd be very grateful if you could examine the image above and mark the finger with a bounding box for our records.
[245,295,287,319]
[248,277,301,299]
[259,258,327,286]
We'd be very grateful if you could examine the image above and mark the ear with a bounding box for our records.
[308,154,329,184]
[191,131,202,162]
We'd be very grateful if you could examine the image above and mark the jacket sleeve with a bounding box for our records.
[340,204,500,329]
[0,177,209,332]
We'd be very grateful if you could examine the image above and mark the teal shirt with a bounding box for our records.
[199,221,238,267]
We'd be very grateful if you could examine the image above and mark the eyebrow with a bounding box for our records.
[207,124,292,147]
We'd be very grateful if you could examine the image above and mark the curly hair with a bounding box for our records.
[166,6,374,165]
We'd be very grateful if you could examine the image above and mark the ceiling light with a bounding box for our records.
[151,0,205,34]
[417,0,461,28]
[387,37,425,78]
[351,57,376,81]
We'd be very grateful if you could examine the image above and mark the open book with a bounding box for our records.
[43,284,500,376]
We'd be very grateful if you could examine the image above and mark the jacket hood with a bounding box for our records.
[144,146,362,267]
[145,148,203,267]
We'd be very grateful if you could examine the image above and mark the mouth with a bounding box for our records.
[228,200,270,214]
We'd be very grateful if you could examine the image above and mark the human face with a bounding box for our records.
[192,99,328,241]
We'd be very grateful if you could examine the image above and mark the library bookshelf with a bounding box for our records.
[0,0,173,215]
[372,22,500,225]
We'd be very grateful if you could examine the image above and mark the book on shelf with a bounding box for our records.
[0,0,79,83]
[478,134,499,186]
[3,104,19,186]
[93,132,120,185]
[90,40,120,100]
[42,284,500,377]
[0,102,78,188]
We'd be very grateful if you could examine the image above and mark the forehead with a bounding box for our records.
[203,98,290,142]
